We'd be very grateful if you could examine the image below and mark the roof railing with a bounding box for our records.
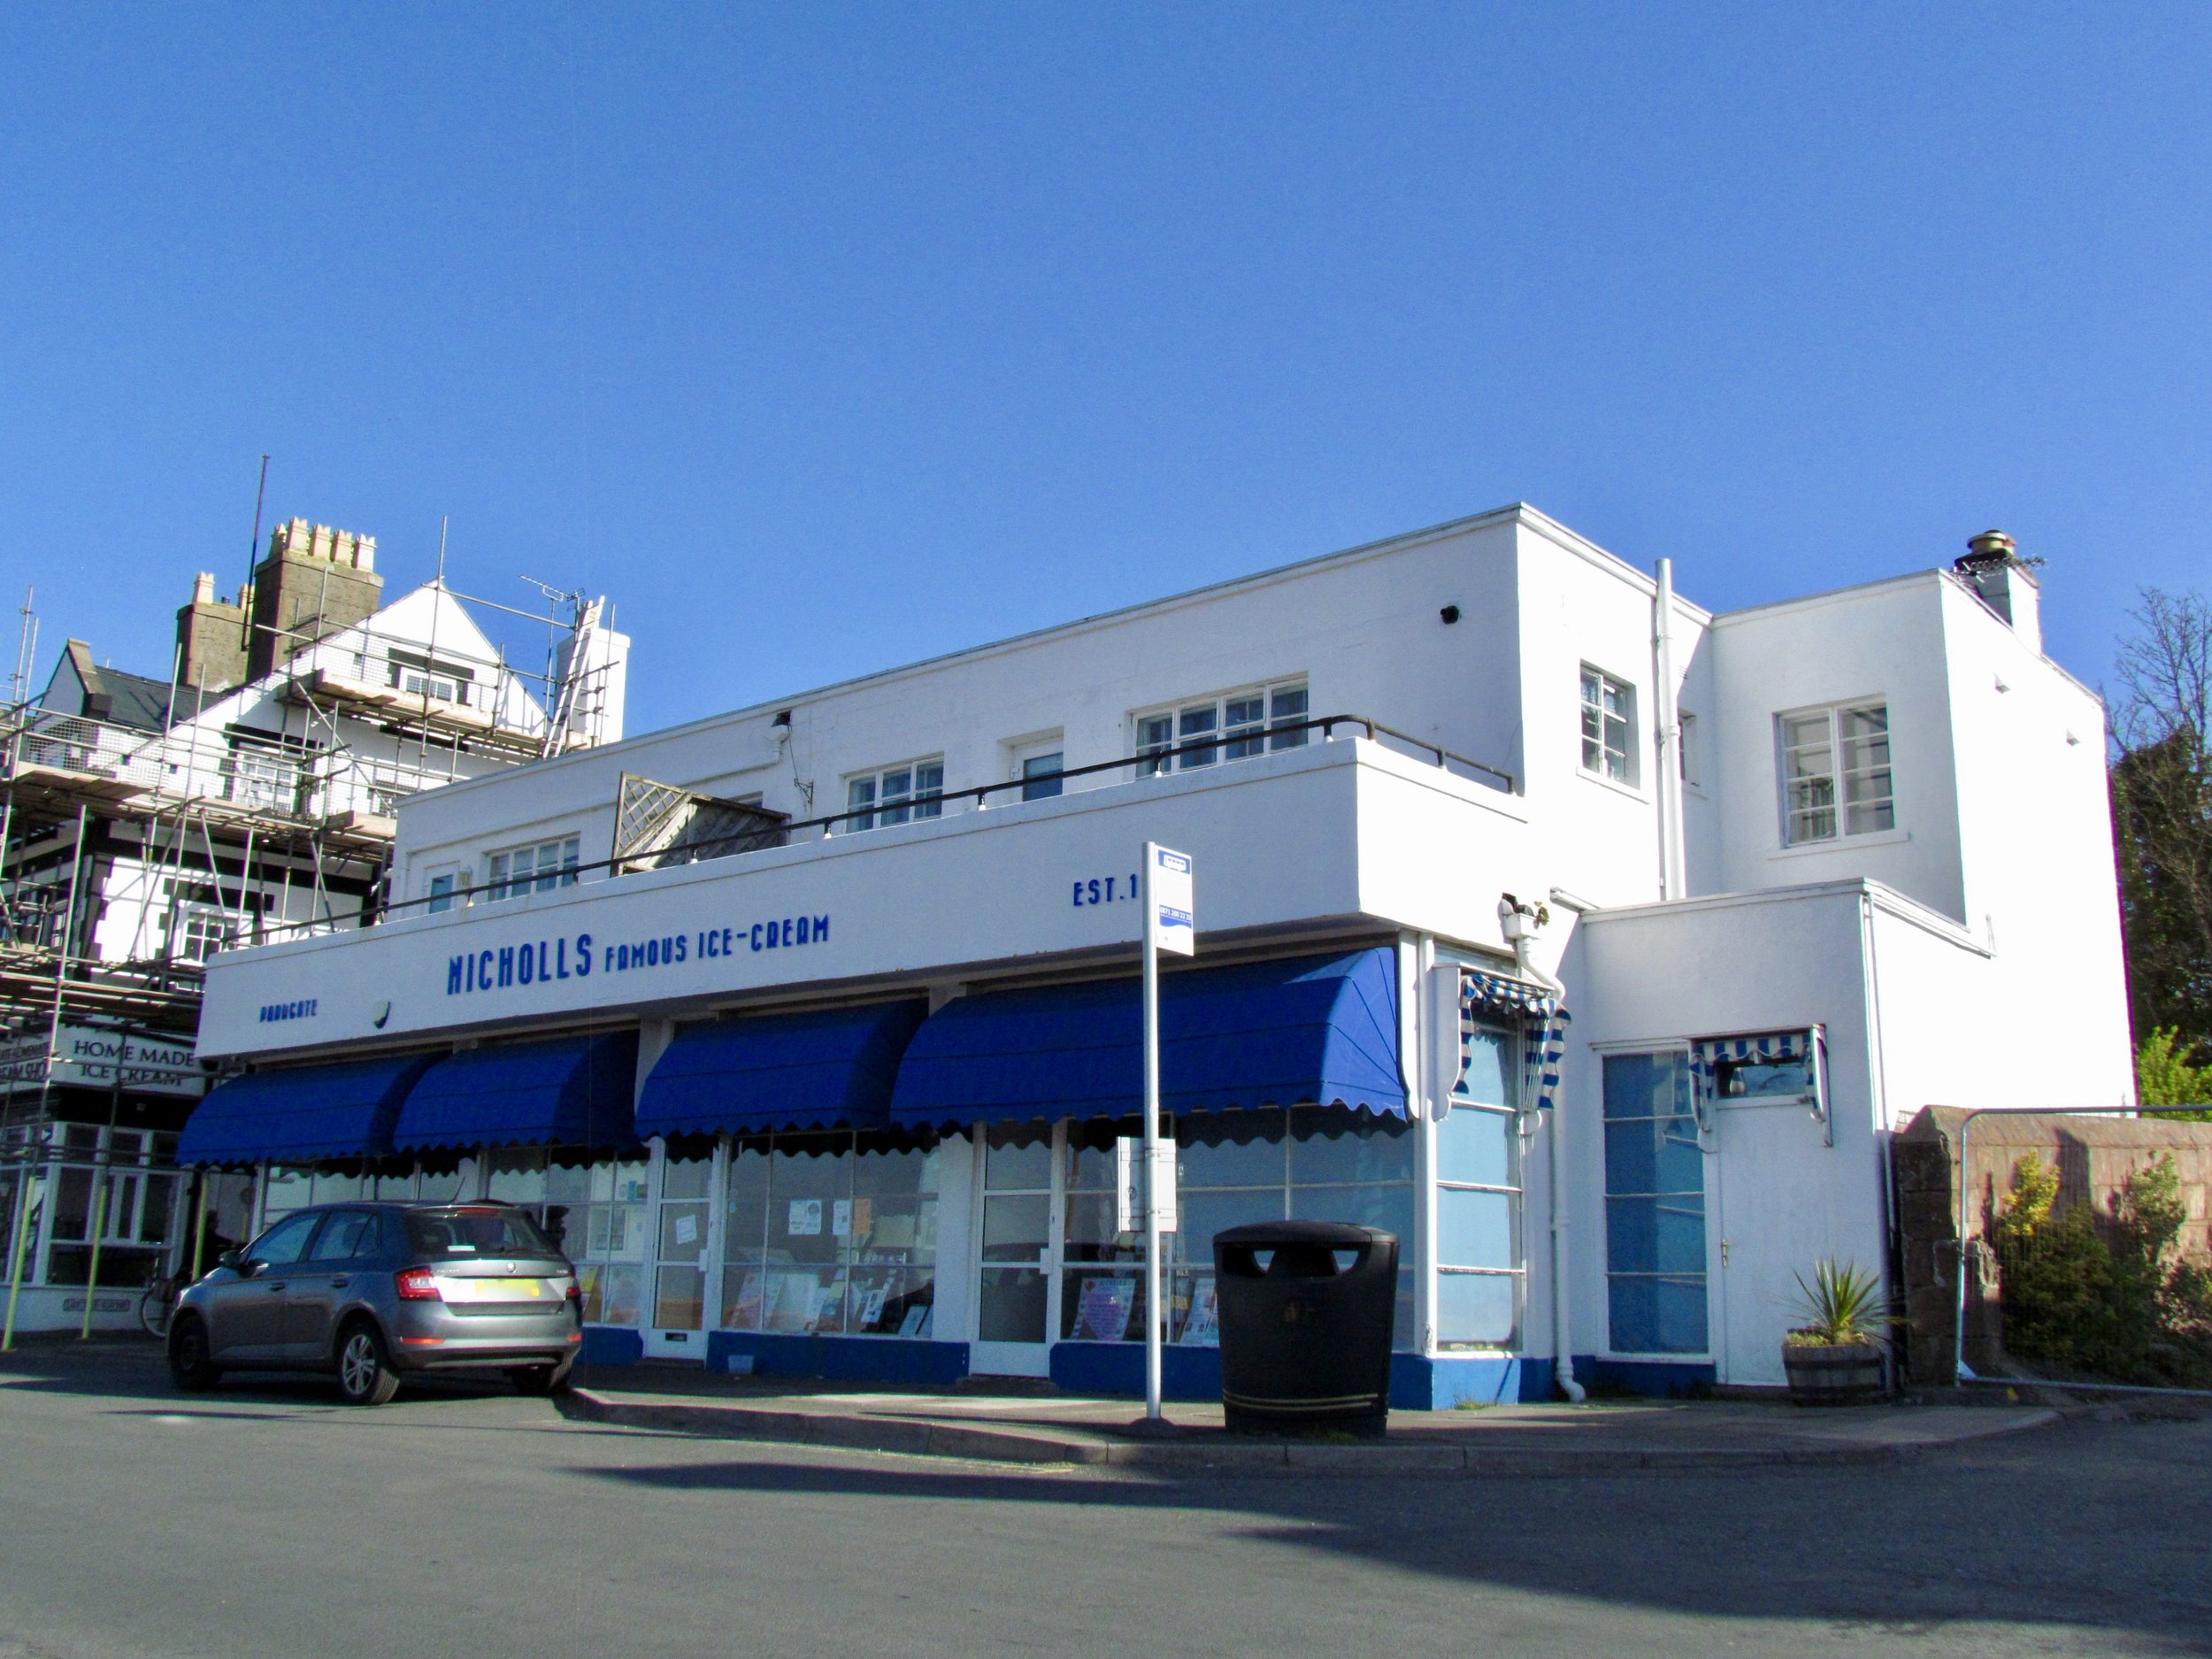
[248,713,1516,943]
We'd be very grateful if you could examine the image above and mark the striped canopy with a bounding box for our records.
[1458,968,1571,1113]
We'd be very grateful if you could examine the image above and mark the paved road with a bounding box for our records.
[1,1347,2207,1659]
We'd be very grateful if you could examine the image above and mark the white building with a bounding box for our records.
[187,505,2129,1402]
[0,517,628,1334]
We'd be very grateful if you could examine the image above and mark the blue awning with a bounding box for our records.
[392,1032,639,1151]
[177,1054,438,1167]
[636,1000,927,1138]
[888,948,1405,1130]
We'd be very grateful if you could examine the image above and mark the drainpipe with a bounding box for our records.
[1652,559,1686,902]
[1503,898,1585,1403]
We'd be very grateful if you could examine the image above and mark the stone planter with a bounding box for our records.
[1781,1340,1886,1405]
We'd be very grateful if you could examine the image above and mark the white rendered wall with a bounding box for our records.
[390,507,1695,910]
[1573,886,1887,1386]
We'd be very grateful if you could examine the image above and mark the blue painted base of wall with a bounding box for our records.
[704,1330,972,1386]
[1418,1354,1555,1408]
[1048,1343,1545,1410]
[1049,1340,1226,1402]
[1581,1356,1716,1397]
[579,1325,644,1367]
[580,1331,1705,1409]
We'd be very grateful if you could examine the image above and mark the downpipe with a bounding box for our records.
[1504,897,1585,1403]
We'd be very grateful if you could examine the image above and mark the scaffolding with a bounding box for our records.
[0,571,621,1339]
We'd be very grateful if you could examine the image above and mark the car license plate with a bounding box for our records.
[434,1277,544,1302]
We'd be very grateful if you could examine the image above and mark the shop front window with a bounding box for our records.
[40,1124,187,1289]
[720,1129,941,1337]
[1437,1023,1525,1347]
[1061,1119,1146,1341]
[568,1154,649,1325]
[1048,1106,1418,1351]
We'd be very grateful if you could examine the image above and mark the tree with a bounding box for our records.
[2136,1026,2212,1116]
[2110,588,2212,1061]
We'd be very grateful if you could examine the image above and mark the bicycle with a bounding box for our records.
[138,1273,180,1340]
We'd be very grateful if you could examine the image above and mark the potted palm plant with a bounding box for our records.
[1781,1260,1893,1405]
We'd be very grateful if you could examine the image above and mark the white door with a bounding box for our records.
[1711,1098,1843,1386]
[645,1141,716,1363]
[970,1125,1059,1377]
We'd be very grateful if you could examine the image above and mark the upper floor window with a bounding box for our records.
[223,738,300,811]
[844,760,944,833]
[1579,667,1636,785]
[170,903,238,964]
[1136,681,1308,776]
[1020,752,1064,802]
[389,649,473,708]
[426,871,471,914]
[1779,702,1893,846]
[486,835,580,902]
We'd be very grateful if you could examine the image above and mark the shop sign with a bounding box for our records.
[0,1024,205,1098]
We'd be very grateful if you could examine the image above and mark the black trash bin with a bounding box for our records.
[1213,1220,1398,1437]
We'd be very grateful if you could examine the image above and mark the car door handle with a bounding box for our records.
[328,1278,349,1288]
[265,1284,283,1294]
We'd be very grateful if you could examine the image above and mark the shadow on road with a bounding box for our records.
[568,1423,2212,1654]
[0,1339,518,1411]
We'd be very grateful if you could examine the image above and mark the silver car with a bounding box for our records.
[167,1202,584,1405]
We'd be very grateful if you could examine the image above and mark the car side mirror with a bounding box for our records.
[219,1249,247,1275]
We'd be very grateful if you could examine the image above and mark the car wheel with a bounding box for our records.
[168,1315,221,1392]
[507,1363,572,1396]
[334,1321,401,1406]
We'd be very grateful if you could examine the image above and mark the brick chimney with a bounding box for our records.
[175,571,251,694]
[245,517,382,681]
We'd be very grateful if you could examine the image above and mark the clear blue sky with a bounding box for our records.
[3,4,2207,732]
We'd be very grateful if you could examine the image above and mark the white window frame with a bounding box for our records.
[1434,1020,1525,1350]
[1777,700,1893,847]
[842,758,945,833]
[1579,665,1636,786]
[1010,737,1064,803]
[169,902,239,964]
[388,649,475,708]
[425,866,471,914]
[222,741,299,811]
[1133,680,1308,776]
[484,835,580,902]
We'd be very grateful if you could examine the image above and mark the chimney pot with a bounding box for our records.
[1962,529,2016,566]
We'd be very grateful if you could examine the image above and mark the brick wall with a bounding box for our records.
[1893,1107,2212,1384]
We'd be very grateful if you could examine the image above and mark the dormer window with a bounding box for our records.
[389,649,474,708]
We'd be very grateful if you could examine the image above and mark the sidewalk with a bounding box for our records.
[559,1368,2064,1475]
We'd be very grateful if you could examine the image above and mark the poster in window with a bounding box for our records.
[1179,1280,1220,1345]
[831,1199,851,1238]
[729,1270,764,1330]
[672,1213,698,1247]
[856,1284,889,1330]
[787,1199,823,1237]
[1074,1276,1135,1341]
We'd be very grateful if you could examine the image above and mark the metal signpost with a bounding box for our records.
[1139,841,1192,1420]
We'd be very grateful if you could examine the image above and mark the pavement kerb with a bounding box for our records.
[557,1388,2069,1476]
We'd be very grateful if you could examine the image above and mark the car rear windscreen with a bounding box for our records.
[404,1209,562,1261]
